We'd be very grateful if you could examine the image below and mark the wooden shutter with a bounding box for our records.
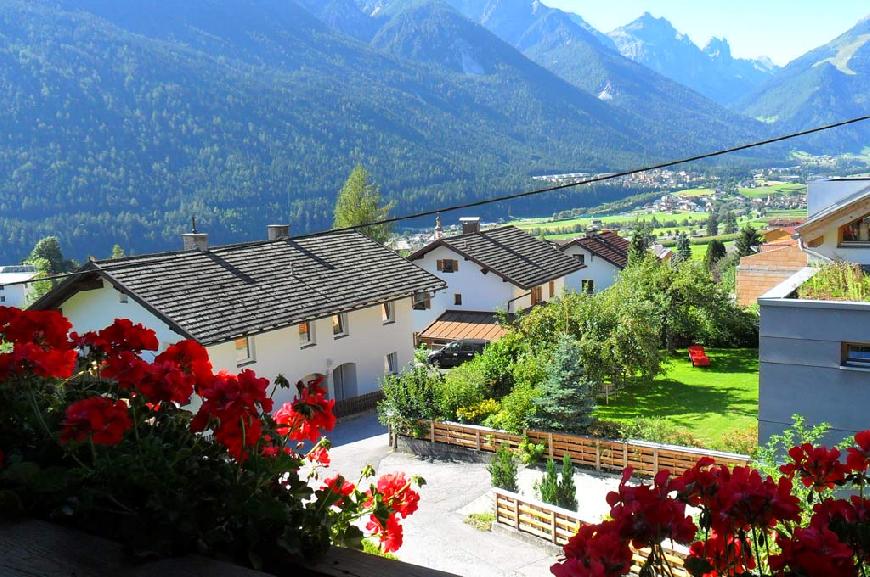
[437,259,443,271]
[453,259,458,272]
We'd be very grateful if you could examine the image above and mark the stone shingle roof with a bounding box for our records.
[408,226,584,289]
[35,231,446,346]
[559,231,630,269]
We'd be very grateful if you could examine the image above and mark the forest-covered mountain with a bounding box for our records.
[0,0,765,262]
[609,13,778,107]
[738,15,870,151]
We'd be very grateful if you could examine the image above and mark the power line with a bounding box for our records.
[8,114,870,287]
[313,114,869,236]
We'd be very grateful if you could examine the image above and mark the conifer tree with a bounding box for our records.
[705,212,719,237]
[735,225,762,257]
[536,458,559,505]
[557,453,577,510]
[704,239,727,270]
[673,233,691,264]
[333,165,393,244]
[529,335,596,433]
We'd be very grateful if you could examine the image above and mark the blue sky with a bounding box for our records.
[541,0,869,65]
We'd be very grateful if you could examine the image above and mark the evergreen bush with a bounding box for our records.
[487,445,518,492]
[536,458,559,505]
[557,453,578,511]
[529,335,596,434]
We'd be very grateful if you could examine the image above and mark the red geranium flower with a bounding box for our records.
[705,466,800,534]
[366,513,404,553]
[551,521,633,577]
[846,430,870,473]
[686,530,756,577]
[306,445,330,467]
[273,376,336,443]
[323,474,355,506]
[75,319,158,354]
[780,443,849,492]
[60,397,132,446]
[769,525,857,577]
[369,472,420,519]
[606,468,696,549]
[0,307,76,380]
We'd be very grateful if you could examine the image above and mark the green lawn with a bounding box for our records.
[675,187,714,198]
[594,348,758,449]
[738,182,805,199]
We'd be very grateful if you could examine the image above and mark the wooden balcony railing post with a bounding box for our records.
[430,420,435,443]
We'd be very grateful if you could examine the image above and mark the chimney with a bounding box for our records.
[460,217,481,235]
[267,224,290,240]
[182,216,208,251]
[434,214,443,240]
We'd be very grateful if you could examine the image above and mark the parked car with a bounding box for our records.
[427,339,487,369]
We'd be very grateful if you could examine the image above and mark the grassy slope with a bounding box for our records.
[594,348,759,448]
[738,182,806,198]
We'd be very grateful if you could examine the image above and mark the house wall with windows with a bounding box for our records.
[758,285,870,446]
[57,280,414,407]
[411,245,517,332]
[0,267,39,308]
[560,245,619,293]
[411,245,564,332]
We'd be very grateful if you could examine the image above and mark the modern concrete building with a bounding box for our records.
[757,177,870,445]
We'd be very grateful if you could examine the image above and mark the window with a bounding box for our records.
[385,352,398,375]
[843,343,870,369]
[299,321,315,347]
[437,259,459,273]
[840,214,870,245]
[413,292,431,310]
[454,293,463,306]
[0,296,4,303]
[119,293,128,303]
[581,280,595,294]
[576,254,585,265]
[548,280,555,298]
[382,301,395,324]
[332,313,348,338]
[530,285,543,306]
[235,336,254,365]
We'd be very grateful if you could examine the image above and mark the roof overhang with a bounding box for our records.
[797,190,870,241]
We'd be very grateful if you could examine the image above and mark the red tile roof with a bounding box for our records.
[417,310,511,344]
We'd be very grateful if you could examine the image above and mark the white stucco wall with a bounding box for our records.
[0,283,31,308]
[808,221,870,264]
[412,245,516,332]
[57,280,416,407]
[561,245,620,293]
[411,246,567,331]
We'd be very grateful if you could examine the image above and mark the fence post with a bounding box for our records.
[430,420,435,443]
[595,441,601,471]
[623,442,628,468]
[514,497,520,529]
[548,433,554,459]
[475,429,481,451]
[653,448,659,474]
[551,510,558,544]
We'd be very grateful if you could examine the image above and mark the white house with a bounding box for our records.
[407,218,585,341]
[0,265,39,308]
[796,177,870,264]
[557,230,630,293]
[32,226,445,412]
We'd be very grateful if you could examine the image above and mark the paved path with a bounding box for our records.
[325,412,558,576]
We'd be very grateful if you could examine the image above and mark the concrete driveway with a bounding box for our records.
[325,411,558,576]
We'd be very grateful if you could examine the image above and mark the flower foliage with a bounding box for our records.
[552,431,870,577]
[0,306,421,569]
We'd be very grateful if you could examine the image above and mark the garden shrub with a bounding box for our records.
[557,453,577,511]
[438,359,487,421]
[536,458,559,505]
[0,307,422,568]
[619,417,704,448]
[517,435,546,465]
[714,422,758,456]
[378,365,443,434]
[487,445,518,492]
[456,398,500,424]
[483,381,539,433]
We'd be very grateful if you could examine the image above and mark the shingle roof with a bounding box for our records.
[798,185,870,236]
[559,231,630,269]
[418,310,512,343]
[34,231,446,346]
[408,226,584,289]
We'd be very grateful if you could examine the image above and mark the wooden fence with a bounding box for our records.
[493,489,690,577]
[419,420,750,477]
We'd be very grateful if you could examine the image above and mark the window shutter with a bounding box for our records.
[453,259,459,272]
[437,259,443,271]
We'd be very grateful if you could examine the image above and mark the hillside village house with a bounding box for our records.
[408,218,584,346]
[32,226,445,411]
[757,177,870,445]
[0,264,39,308]
[556,230,630,293]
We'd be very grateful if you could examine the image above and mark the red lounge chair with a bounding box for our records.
[688,345,711,367]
